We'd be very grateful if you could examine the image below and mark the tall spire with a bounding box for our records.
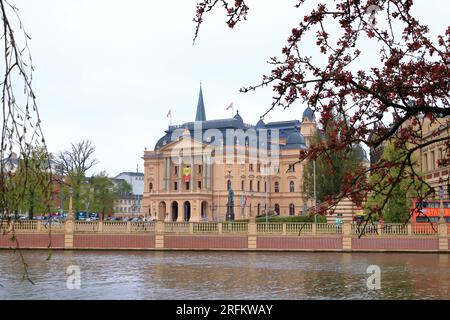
[195,83,206,121]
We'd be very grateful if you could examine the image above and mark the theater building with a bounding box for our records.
[142,86,318,222]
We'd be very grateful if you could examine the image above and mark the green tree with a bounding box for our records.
[116,179,132,195]
[5,147,54,219]
[366,142,423,223]
[303,121,367,206]
[89,172,117,220]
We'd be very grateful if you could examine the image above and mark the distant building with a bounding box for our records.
[142,85,318,222]
[369,115,450,199]
[111,173,144,217]
[413,116,450,198]
[115,172,144,195]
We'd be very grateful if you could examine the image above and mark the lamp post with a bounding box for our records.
[313,158,317,224]
[68,188,74,221]
[439,186,445,224]
[248,190,255,219]
[265,172,269,224]
[210,203,218,221]
[59,165,64,218]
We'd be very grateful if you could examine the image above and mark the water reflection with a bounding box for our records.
[0,251,449,299]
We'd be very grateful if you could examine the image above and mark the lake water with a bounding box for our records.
[0,250,449,299]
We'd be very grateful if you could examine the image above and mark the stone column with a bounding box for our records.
[64,194,74,249]
[155,221,164,249]
[36,220,42,232]
[191,156,195,192]
[438,221,448,251]
[342,222,352,251]
[248,222,257,249]
[438,198,448,251]
[312,223,317,235]
[177,201,184,222]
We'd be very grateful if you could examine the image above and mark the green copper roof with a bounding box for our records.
[195,85,206,121]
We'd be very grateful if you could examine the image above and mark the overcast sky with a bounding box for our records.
[10,0,449,177]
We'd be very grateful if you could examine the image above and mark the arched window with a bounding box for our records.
[289,181,295,193]
[227,180,232,190]
[257,181,260,192]
[289,204,295,216]
[275,204,280,215]
[250,180,253,191]
[274,181,279,193]
[241,180,245,191]
[149,183,153,192]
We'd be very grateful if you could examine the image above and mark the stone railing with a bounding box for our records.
[103,221,128,233]
[316,223,342,234]
[0,220,66,233]
[286,223,313,234]
[1,220,448,238]
[164,222,190,234]
[222,222,248,233]
[2,220,449,251]
[193,222,218,234]
[257,223,283,234]
[412,223,438,235]
[75,221,99,232]
[351,223,441,236]
[130,222,155,233]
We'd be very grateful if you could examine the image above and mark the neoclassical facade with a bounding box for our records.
[142,86,317,222]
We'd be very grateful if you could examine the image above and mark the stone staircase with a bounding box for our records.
[326,197,360,223]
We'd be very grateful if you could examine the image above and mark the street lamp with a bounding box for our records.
[313,158,317,224]
[210,203,217,221]
[68,188,74,221]
[439,186,445,223]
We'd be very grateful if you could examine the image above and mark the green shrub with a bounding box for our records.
[255,215,326,223]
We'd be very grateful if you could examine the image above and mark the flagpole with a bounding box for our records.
[226,103,234,117]
[167,109,173,126]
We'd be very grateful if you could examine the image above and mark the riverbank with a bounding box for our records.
[1,220,449,253]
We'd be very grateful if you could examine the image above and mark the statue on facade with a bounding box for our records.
[226,186,235,221]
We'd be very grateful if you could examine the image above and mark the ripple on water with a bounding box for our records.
[0,251,449,300]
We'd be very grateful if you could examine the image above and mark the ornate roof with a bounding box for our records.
[302,106,315,122]
[195,84,206,122]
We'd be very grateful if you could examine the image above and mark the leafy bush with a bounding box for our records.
[255,215,326,223]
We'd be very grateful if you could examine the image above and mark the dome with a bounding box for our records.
[154,134,171,150]
[302,106,315,122]
[233,110,243,123]
[256,118,265,129]
[286,131,306,148]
